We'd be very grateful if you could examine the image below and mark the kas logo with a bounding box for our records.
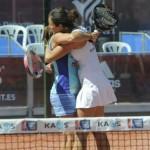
[100,61,121,88]
[72,0,102,31]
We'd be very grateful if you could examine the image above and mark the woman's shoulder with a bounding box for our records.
[72,26,88,33]
[52,32,62,40]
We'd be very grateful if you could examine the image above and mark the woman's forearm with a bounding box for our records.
[54,31,92,45]
[45,42,86,63]
[54,31,99,45]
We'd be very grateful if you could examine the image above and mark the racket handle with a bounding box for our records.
[44,63,53,74]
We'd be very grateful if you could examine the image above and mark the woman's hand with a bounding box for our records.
[90,31,100,43]
[45,63,53,74]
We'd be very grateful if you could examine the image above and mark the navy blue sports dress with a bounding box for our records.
[50,54,80,116]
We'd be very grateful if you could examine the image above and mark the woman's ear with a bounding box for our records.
[58,24,64,30]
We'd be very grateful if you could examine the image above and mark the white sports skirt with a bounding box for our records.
[76,78,117,108]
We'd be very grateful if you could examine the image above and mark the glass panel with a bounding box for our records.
[44,0,150,113]
[98,53,150,103]
[0,0,44,115]
[115,0,150,32]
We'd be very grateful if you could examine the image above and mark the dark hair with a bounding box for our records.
[43,26,53,44]
[48,7,79,32]
[68,9,79,22]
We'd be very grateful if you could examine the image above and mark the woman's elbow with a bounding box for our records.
[45,56,51,63]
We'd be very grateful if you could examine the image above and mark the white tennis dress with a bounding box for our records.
[71,32,117,108]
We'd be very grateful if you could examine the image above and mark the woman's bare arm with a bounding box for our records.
[45,42,86,63]
[45,30,100,64]
[53,31,99,45]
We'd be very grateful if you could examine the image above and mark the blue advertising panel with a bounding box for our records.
[119,32,150,52]
[0,35,24,56]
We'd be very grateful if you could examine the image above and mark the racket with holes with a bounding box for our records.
[23,50,49,79]
[92,4,118,32]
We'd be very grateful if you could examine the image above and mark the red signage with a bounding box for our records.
[0,57,27,106]
[98,54,150,103]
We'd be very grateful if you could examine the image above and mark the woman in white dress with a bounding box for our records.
[71,35,117,116]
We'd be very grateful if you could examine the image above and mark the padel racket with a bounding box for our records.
[23,50,46,79]
[92,4,118,31]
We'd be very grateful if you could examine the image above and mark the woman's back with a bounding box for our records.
[48,36,80,95]
[71,41,109,84]
[72,41,117,108]
[51,53,80,95]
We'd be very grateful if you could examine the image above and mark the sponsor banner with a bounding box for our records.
[0,58,27,106]
[39,118,76,132]
[0,57,44,108]
[0,117,150,134]
[93,118,126,131]
[2,53,150,110]
[0,119,21,134]
[98,54,150,103]
[21,117,150,132]
[21,120,37,131]
[128,118,144,129]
